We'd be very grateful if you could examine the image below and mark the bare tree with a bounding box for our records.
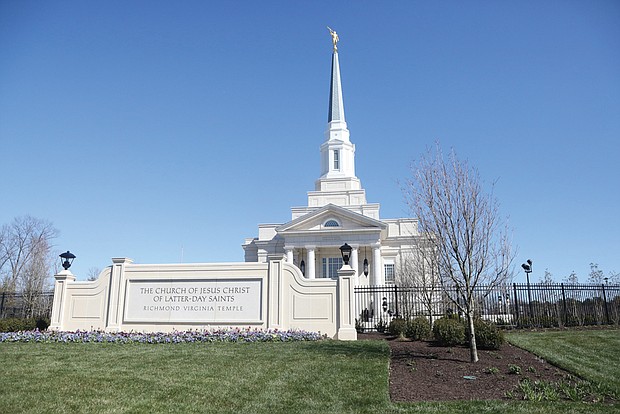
[396,240,441,326]
[588,263,605,284]
[564,271,578,284]
[0,216,58,295]
[20,236,56,317]
[542,268,554,285]
[87,267,102,281]
[403,144,514,363]
[607,271,620,284]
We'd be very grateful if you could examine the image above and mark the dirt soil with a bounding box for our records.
[359,332,571,402]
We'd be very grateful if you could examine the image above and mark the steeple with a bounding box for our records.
[319,28,354,180]
[306,28,368,209]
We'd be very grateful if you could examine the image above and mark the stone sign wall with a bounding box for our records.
[49,256,357,340]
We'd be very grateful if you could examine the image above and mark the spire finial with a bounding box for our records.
[327,26,339,52]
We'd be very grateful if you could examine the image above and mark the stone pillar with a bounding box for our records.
[49,269,76,331]
[307,247,316,279]
[373,243,383,285]
[350,246,359,286]
[336,264,357,340]
[284,246,294,264]
[106,258,133,332]
[267,255,284,330]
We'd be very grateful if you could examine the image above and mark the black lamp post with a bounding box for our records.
[60,251,76,270]
[339,243,352,266]
[521,259,533,316]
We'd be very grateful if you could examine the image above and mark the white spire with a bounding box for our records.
[320,44,355,179]
[328,52,347,128]
[306,29,369,209]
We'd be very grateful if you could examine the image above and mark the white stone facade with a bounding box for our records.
[243,45,421,286]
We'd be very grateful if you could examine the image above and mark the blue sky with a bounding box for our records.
[1,1,619,282]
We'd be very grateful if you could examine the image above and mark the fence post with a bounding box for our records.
[0,292,4,318]
[561,283,568,326]
[602,284,610,325]
[512,283,519,327]
[394,285,399,318]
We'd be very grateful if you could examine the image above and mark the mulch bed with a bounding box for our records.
[359,332,571,402]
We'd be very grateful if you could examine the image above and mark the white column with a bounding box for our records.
[284,246,294,264]
[307,247,316,279]
[350,246,359,286]
[372,243,383,286]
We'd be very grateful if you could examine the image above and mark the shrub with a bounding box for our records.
[388,318,407,337]
[467,319,505,350]
[36,317,50,331]
[0,318,38,332]
[374,319,388,333]
[406,317,431,341]
[433,317,465,346]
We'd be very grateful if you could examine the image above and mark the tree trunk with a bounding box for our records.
[467,310,479,363]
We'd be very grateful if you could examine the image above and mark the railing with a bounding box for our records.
[354,283,620,331]
[0,291,55,320]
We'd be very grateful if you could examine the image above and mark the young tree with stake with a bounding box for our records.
[403,144,514,362]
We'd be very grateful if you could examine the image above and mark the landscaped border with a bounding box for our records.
[0,328,324,344]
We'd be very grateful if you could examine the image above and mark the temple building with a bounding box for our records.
[242,33,420,286]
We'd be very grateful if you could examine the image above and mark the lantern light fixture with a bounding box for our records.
[339,243,352,266]
[59,251,76,270]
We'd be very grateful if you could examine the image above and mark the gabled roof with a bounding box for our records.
[276,203,386,234]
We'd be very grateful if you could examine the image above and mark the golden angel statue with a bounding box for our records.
[327,26,339,51]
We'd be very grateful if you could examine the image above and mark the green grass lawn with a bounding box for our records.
[505,328,620,398]
[1,330,619,413]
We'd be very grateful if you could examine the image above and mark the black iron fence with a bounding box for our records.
[355,283,620,331]
[4,285,620,330]
[0,291,54,319]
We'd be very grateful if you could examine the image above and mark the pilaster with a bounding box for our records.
[105,257,133,332]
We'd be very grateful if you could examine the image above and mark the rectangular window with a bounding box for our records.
[333,150,340,170]
[322,257,343,278]
[384,263,395,284]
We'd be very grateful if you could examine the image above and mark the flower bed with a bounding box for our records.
[0,328,324,344]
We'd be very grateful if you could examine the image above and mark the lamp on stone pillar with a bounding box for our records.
[300,260,306,276]
[339,243,352,266]
[59,251,76,270]
[336,242,357,341]
[363,247,369,276]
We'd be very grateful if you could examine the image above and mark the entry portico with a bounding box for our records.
[277,203,387,284]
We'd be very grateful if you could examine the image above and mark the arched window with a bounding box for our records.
[324,219,340,228]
